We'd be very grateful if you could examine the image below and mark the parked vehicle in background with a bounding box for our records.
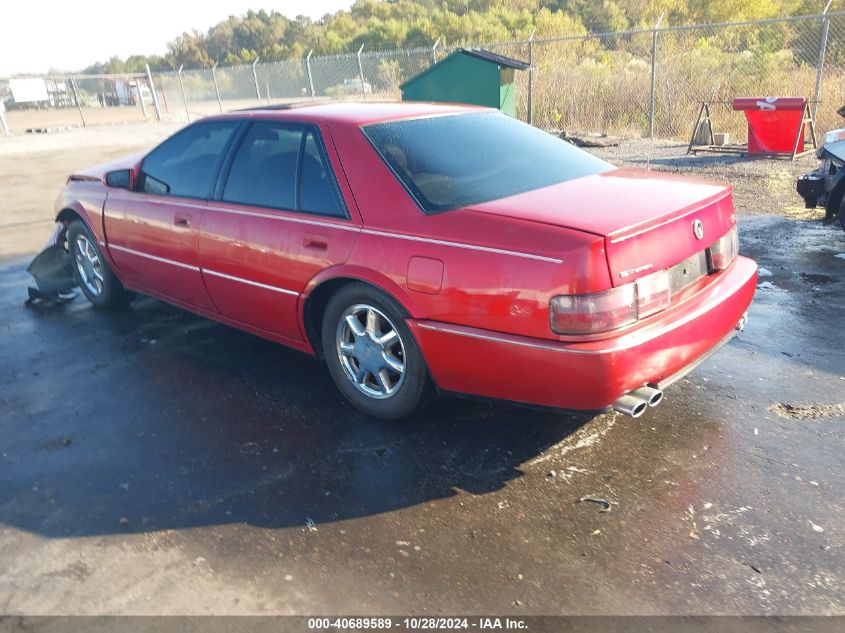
[34,103,756,420]
[101,79,153,107]
[335,78,373,96]
[796,105,845,233]
[9,77,73,109]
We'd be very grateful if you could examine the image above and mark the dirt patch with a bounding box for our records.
[768,402,845,420]
[800,273,839,285]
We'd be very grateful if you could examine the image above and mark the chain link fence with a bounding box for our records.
[2,11,844,160]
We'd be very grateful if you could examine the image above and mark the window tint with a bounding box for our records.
[223,121,303,210]
[299,129,344,217]
[141,120,238,198]
[222,121,346,217]
[363,111,613,213]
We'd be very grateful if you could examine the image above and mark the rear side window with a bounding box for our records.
[363,111,613,213]
[299,129,345,216]
[222,121,346,217]
[141,120,238,198]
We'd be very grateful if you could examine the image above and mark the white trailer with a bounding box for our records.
[9,78,50,107]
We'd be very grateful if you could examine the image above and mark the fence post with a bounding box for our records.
[252,57,261,103]
[432,38,441,64]
[306,50,316,98]
[211,62,223,113]
[648,14,664,142]
[177,65,190,122]
[357,44,367,97]
[527,27,536,126]
[812,0,833,123]
[0,101,9,135]
[145,64,162,121]
[69,76,86,127]
[138,75,149,119]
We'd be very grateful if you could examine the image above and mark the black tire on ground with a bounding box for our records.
[67,219,133,308]
[321,282,433,420]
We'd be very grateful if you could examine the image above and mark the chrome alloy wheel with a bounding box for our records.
[336,304,406,399]
[73,234,105,297]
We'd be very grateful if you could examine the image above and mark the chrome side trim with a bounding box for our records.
[416,286,744,356]
[108,244,200,272]
[203,268,299,296]
[360,229,564,264]
[107,195,208,211]
[415,322,608,356]
[204,204,361,233]
[108,196,563,263]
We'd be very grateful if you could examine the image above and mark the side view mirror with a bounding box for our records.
[105,169,133,190]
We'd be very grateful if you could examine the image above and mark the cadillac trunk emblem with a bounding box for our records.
[692,219,704,240]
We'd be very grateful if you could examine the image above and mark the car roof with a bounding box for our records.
[205,101,485,127]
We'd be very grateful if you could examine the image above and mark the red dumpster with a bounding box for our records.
[732,97,807,154]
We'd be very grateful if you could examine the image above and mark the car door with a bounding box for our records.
[104,119,241,311]
[198,119,360,343]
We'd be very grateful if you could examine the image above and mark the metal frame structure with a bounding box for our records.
[687,100,818,160]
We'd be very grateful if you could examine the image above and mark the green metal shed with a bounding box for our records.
[400,48,530,117]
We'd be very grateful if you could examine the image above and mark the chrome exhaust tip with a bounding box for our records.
[612,394,649,418]
[735,311,749,331]
[632,386,664,407]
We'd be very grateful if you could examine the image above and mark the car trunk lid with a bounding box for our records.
[467,168,737,285]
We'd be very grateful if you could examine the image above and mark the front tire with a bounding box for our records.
[67,220,132,308]
[321,283,432,420]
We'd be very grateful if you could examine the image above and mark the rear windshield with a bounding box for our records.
[363,111,612,213]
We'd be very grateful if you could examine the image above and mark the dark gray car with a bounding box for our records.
[797,104,845,233]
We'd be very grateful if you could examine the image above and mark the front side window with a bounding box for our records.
[141,120,239,198]
[363,111,613,213]
[222,121,346,217]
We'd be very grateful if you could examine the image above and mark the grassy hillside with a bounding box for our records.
[83,0,822,73]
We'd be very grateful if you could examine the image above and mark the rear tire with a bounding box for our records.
[321,283,433,420]
[67,220,133,308]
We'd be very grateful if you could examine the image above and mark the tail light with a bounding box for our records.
[635,269,671,318]
[550,269,671,335]
[550,285,637,335]
[709,226,739,270]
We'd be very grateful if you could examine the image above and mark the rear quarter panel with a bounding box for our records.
[327,120,612,340]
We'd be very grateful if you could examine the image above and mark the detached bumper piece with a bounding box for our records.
[25,223,77,305]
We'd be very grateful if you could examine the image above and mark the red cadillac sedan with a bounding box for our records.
[51,102,756,419]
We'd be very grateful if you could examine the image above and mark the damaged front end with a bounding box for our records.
[26,222,77,304]
[796,104,845,231]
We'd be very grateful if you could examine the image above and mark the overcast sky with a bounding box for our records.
[1,0,355,76]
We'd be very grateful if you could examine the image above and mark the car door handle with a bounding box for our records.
[303,234,328,251]
[174,213,191,228]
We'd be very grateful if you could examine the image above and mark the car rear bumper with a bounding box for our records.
[409,256,757,411]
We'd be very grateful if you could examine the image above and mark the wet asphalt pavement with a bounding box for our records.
[0,214,843,615]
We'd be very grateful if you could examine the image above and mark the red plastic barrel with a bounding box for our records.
[731,97,807,154]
